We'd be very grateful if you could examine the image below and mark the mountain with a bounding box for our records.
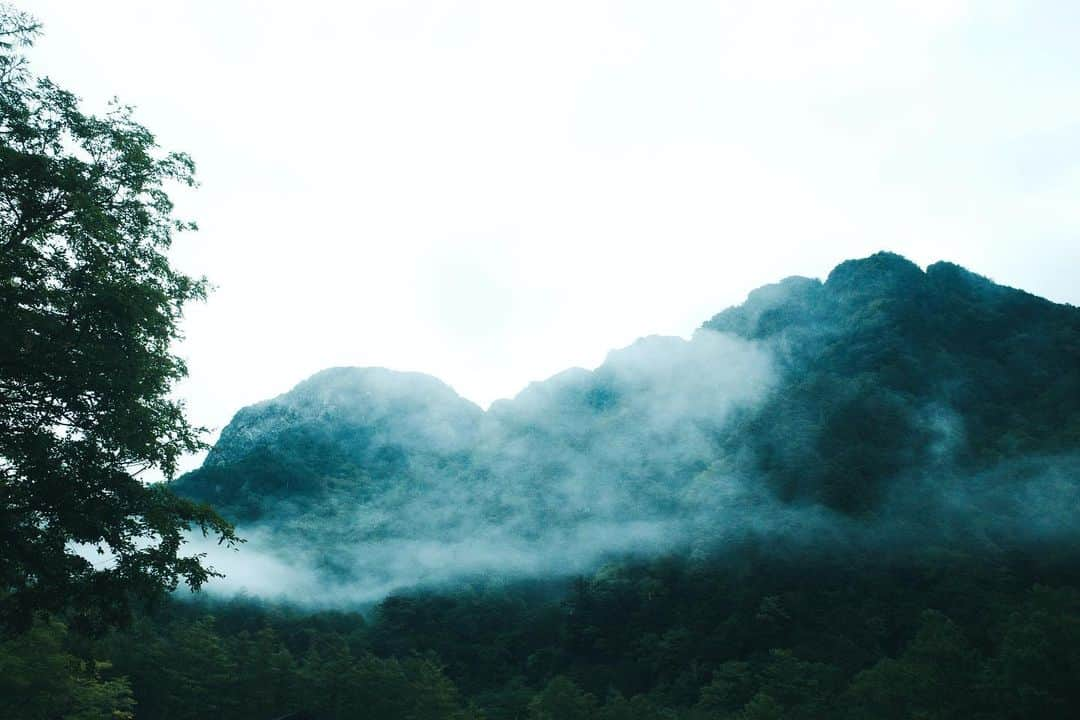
[706,252,1080,511]
[181,367,483,522]
[173,252,1080,598]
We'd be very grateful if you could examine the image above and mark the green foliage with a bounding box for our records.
[4,548,1072,719]
[986,586,1080,719]
[739,693,784,720]
[844,610,980,719]
[3,547,1077,719]
[0,6,237,632]
[95,603,477,720]
[707,252,1080,512]
[0,618,134,720]
[528,675,597,720]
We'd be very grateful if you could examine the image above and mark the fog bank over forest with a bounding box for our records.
[175,252,1080,605]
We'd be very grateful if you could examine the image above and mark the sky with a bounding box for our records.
[27,0,1080,472]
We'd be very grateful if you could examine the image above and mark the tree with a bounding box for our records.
[0,4,237,634]
[844,610,979,720]
[528,676,597,720]
[0,617,135,719]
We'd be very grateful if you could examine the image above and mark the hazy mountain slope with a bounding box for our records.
[476,332,774,529]
[177,367,484,523]
[172,252,1080,598]
[175,330,776,598]
[705,252,1080,512]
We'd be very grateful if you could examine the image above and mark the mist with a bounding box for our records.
[179,329,779,605]
[168,255,1080,607]
[180,340,1080,608]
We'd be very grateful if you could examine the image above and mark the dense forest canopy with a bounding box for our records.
[6,536,1080,719]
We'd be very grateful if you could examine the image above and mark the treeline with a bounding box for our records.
[5,544,1080,719]
[1,609,476,720]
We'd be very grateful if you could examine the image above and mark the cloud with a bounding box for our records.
[182,329,778,605]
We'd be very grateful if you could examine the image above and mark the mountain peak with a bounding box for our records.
[824,250,925,296]
[284,366,480,413]
[201,366,482,471]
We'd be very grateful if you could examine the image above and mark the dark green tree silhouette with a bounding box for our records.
[0,4,236,633]
[528,675,597,720]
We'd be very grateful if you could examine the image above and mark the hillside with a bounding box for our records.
[706,252,1080,512]
[17,251,1078,720]
[173,252,1080,601]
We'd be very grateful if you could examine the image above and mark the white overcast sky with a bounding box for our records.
[27,1,1080,470]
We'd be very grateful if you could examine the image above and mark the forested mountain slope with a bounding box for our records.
[13,252,1079,720]
[174,252,1080,598]
[705,252,1080,512]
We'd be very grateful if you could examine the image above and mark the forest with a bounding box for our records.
[5,543,1080,719]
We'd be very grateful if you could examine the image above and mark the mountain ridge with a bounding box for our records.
[173,251,1080,599]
